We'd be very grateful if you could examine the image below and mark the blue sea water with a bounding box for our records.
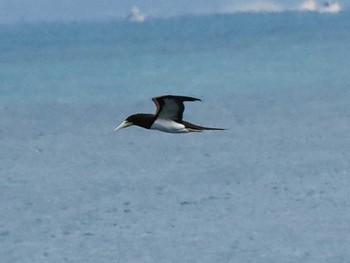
[1,12,350,103]
[1,12,350,263]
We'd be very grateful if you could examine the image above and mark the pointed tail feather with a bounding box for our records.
[200,126,226,131]
[182,121,226,131]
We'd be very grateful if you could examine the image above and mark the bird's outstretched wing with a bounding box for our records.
[152,95,201,121]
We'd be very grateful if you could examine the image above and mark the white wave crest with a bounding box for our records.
[126,6,146,23]
[299,0,341,13]
[222,0,341,14]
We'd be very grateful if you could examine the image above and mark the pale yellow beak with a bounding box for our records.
[114,120,133,131]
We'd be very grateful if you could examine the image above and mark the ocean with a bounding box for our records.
[1,12,350,103]
[1,12,350,262]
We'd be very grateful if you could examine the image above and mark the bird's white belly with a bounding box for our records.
[150,119,189,133]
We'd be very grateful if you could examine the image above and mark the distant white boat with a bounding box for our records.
[126,6,146,23]
[299,0,341,13]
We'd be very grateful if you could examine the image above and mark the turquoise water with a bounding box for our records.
[1,12,350,103]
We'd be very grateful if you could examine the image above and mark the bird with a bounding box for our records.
[114,95,225,133]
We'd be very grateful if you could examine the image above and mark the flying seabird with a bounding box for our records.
[115,95,225,133]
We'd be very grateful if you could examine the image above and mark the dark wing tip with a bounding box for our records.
[153,95,201,102]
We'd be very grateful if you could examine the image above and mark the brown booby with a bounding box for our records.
[114,95,225,133]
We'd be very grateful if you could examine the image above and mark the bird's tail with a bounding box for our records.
[182,121,226,132]
[200,126,226,131]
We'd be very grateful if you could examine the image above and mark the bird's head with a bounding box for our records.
[114,114,155,131]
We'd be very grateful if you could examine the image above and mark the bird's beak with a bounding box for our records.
[114,120,133,131]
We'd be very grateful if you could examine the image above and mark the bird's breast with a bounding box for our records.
[150,119,189,133]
